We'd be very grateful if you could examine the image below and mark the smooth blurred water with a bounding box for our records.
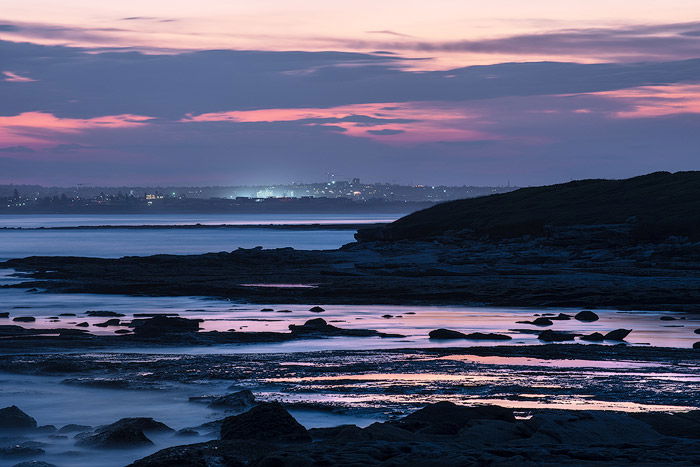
[0,213,401,259]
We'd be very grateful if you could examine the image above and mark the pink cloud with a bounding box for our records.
[0,112,154,148]
[590,84,700,118]
[182,102,499,144]
[2,71,37,82]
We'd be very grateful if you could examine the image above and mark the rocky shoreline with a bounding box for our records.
[4,225,700,311]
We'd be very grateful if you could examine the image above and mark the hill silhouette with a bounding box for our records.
[356,171,700,242]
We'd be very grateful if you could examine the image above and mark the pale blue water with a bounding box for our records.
[0,213,401,259]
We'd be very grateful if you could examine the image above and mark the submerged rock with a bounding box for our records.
[75,322,89,327]
[309,306,325,313]
[575,310,599,322]
[220,402,311,443]
[549,313,572,321]
[76,417,172,449]
[289,318,403,338]
[94,318,121,327]
[538,330,579,342]
[517,317,553,326]
[580,332,605,342]
[428,329,510,340]
[85,310,125,317]
[208,390,256,410]
[0,312,9,318]
[604,329,632,341]
[12,317,35,323]
[0,406,37,430]
[58,424,92,433]
[131,316,202,337]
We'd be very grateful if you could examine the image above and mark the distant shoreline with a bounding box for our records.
[0,222,386,231]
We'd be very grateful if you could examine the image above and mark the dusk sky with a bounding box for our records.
[1,1,699,186]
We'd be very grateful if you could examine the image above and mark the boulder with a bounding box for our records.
[260,308,274,312]
[220,402,311,443]
[12,317,35,323]
[694,342,700,349]
[76,418,172,449]
[538,330,578,342]
[393,401,515,434]
[0,312,9,318]
[59,313,76,316]
[289,318,403,338]
[580,332,605,342]
[428,329,468,339]
[549,313,572,321]
[85,311,125,317]
[659,316,677,321]
[0,406,37,430]
[604,329,632,341]
[131,316,202,338]
[575,310,599,322]
[76,322,89,327]
[115,329,131,334]
[633,410,700,439]
[309,306,325,313]
[94,318,121,327]
[462,332,512,340]
[209,390,256,410]
[58,423,92,433]
[695,329,700,335]
[516,317,553,326]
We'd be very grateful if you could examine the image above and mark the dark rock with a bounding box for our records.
[76,418,172,449]
[58,423,92,433]
[633,410,700,439]
[260,308,274,312]
[660,316,677,321]
[393,402,515,434]
[85,311,125,317]
[131,316,202,338]
[36,425,56,433]
[0,406,37,430]
[695,329,700,335]
[428,329,468,339]
[0,446,45,458]
[604,329,632,341]
[114,329,131,334]
[275,309,292,313]
[209,390,256,410]
[575,310,599,322]
[382,314,393,319]
[549,313,572,321]
[289,318,403,338]
[580,332,605,342]
[59,313,76,316]
[12,462,57,467]
[538,330,578,342]
[75,322,89,327]
[127,439,271,467]
[133,313,179,317]
[0,312,9,318]
[12,317,35,323]
[517,317,553,326]
[94,318,121,327]
[309,306,325,313]
[220,402,311,443]
[176,429,199,437]
[694,342,700,349]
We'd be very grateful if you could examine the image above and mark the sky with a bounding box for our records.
[1,1,699,186]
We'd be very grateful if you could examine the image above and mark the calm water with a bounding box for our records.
[0,213,402,259]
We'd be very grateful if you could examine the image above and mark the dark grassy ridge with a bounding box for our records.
[356,171,700,242]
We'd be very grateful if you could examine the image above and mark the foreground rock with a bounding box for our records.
[575,310,600,322]
[207,390,256,410]
[0,405,37,430]
[76,417,173,449]
[429,329,511,340]
[289,318,404,338]
[130,401,700,466]
[131,316,203,337]
[220,402,311,443]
